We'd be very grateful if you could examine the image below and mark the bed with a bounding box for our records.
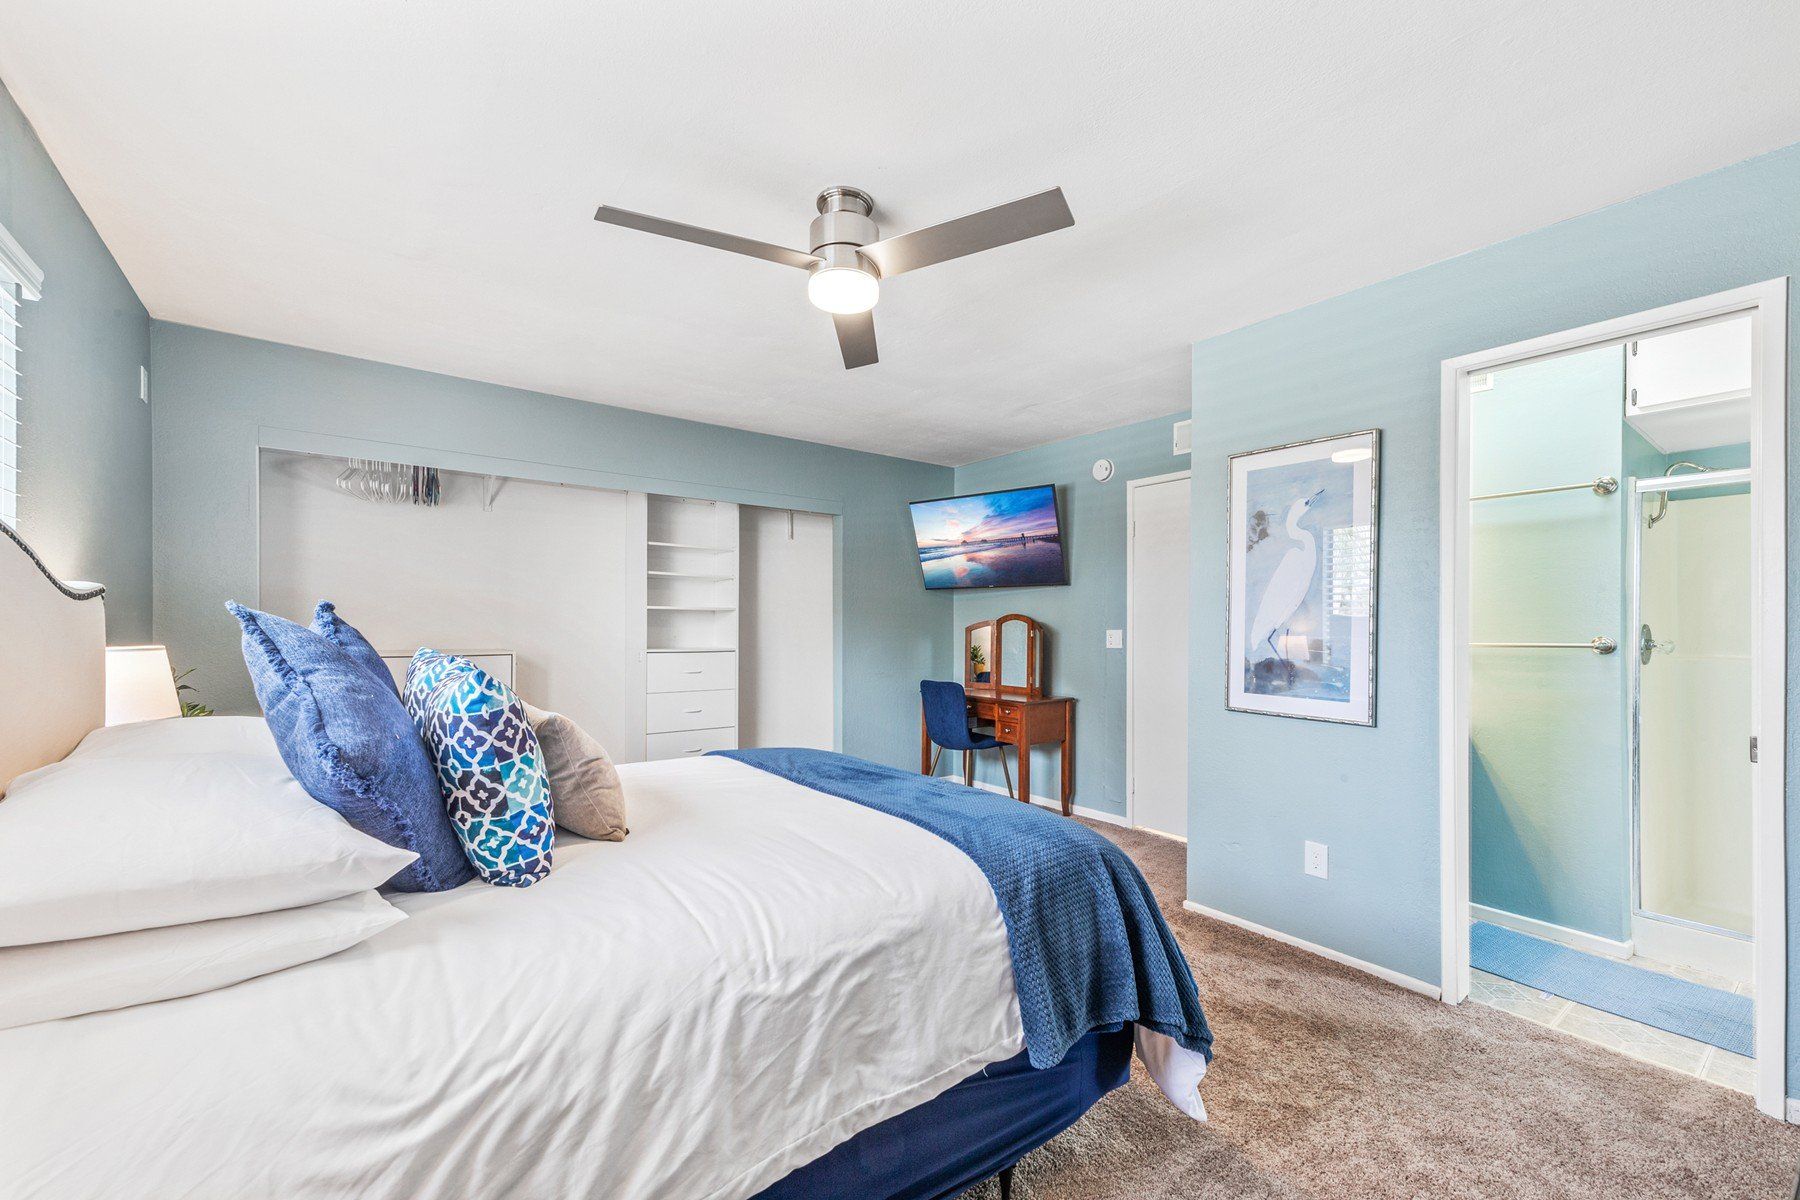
[0,524,1209,1199]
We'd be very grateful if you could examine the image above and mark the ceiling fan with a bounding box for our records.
[593,186,1074,370]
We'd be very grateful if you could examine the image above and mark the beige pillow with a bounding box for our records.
[523,703,628,842]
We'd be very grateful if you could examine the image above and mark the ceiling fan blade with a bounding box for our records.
[859,188,1073,279]
[833,311,878,369]
[594,206,821,270]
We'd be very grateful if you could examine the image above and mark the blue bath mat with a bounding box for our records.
[1470,921,1753,1057]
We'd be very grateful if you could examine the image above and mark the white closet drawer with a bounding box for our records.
[647,689,737,734]
[648,651,737,693]
[645,727,738,761]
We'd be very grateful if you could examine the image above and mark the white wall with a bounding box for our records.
[739,506,835,750]
[257,451,648,757]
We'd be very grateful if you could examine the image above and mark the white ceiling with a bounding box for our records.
[3,2,1798,465]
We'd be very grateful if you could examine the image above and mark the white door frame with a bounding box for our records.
[1438,279,1788,1120]
[1126,469,1192,833]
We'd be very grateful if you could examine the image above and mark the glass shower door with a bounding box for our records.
[1634,479,1753,937]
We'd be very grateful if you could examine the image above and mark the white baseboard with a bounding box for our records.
[1470,903,1633,961]
[1182,900,1442,1000]
[968,780,1128,827]
[1785,1098,1800,1125]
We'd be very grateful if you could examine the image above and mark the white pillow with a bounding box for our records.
[67,714,282,760]
[0,890,405,1030]
[0,717,418,946]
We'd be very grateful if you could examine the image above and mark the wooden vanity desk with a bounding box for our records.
[919,614,1076,815]
[962,685,1074,814]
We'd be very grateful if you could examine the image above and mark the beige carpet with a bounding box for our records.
[961,822,1799,1200]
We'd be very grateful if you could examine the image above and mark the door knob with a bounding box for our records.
[1638,623,1674,665]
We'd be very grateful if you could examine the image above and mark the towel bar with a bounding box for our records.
[1471,476,1618,502]
[1471,637,1617,655]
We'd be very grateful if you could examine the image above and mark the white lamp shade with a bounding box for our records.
[105,645,182,726]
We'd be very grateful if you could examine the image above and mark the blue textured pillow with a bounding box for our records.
[404,650,554,887]
[310,601,397,696]
[227,603,474,893]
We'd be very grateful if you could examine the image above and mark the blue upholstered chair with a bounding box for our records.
[920,680,1014,799]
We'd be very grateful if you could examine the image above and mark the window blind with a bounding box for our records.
[0,280,17,529]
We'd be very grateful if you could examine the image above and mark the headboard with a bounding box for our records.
[0,524,105,795]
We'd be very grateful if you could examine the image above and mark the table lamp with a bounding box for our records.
[105,645,182,726]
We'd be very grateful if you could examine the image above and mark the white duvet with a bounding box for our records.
[0,756,1201,1200]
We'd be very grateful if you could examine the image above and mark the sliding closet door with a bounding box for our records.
[738,507,835,749]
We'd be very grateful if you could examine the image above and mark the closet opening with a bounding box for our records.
[255,450,838,764]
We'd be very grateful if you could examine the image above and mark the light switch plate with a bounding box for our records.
[1304,841,1328,878]
[1105,629,1123,649]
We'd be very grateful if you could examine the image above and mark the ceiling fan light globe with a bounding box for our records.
[807,266,879,315]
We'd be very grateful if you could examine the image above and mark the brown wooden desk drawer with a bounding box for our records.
[997,719,1022,742]
[997,703,1022,719]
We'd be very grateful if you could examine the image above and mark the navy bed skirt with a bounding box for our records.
[751,1027,1132,1200]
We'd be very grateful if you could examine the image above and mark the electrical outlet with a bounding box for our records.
[1105,629,1123,649]
[1304,841,1328,878]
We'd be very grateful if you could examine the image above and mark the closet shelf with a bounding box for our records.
[647,541,733,552]
[647,646,736,654]
[647,605,737,612]
[647,570,735,581]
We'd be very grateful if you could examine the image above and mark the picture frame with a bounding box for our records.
[1226,429,1380,725]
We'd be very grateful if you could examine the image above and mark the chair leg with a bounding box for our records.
[999,1165,1014,1200]
[998,748,1015,801]
[929,746,942,776]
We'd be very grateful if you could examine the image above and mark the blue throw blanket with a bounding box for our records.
[711,748,1213,1070]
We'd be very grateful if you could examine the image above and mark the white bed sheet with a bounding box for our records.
[1,754,1207,1199]
[0,757,1027,1200]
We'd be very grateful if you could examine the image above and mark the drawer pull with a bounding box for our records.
[683,708,703,714]
[683,669,704,674]
[684,748,704,754]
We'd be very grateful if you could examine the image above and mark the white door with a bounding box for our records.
[1129,473,1191,838]
[739,506,836,749]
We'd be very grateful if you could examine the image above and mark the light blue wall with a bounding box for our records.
[149,323,953,771]
[0,80,151,639]
[1468,347,1631,941]
[1188,139,1800,1094]
[949,413,1190,814]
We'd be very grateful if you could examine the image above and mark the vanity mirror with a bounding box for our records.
[963,615,1042,698]
[966,620,995,685]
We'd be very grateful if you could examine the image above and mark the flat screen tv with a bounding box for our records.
[908,484,1068,590]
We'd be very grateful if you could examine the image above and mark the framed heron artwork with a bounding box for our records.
[1226,429,1380,725]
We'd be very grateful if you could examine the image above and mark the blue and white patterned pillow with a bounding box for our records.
[403,650,554,887]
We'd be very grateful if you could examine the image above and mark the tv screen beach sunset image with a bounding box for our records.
[908,485,1067,589]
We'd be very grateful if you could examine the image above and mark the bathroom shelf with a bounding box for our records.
[647,570,735,581]
[646,605,736,612]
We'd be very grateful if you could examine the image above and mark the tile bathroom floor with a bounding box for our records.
[1469,963,1755,1095]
